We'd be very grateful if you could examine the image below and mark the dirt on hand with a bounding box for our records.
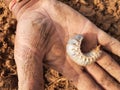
[0,0,120,90]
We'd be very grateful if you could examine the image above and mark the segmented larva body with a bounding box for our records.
[66,34,102,66]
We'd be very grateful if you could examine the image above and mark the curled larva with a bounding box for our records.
[66,34,102,66]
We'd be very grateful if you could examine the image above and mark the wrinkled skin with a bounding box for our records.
[4,0,120,90]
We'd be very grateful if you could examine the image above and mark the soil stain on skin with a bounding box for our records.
[0,0,120,90]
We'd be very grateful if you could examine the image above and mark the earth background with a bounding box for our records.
[0,0,120,90]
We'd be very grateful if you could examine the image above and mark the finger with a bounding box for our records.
[97,29,120,56]
[62,59,103,90]
[97,51,120,82]
[75,72,103,90]
[45,58,103,90]
[86,63,120,90]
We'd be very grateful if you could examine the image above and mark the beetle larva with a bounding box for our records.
[66,34,102,66]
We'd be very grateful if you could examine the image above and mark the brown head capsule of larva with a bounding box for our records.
[66,34,102,66]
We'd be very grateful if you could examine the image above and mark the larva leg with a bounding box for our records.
[66,34,102,66]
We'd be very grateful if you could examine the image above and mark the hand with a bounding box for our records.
[41,1,120,90]
[4,0,120,90]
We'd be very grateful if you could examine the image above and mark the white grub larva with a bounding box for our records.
[66,34,102,66]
